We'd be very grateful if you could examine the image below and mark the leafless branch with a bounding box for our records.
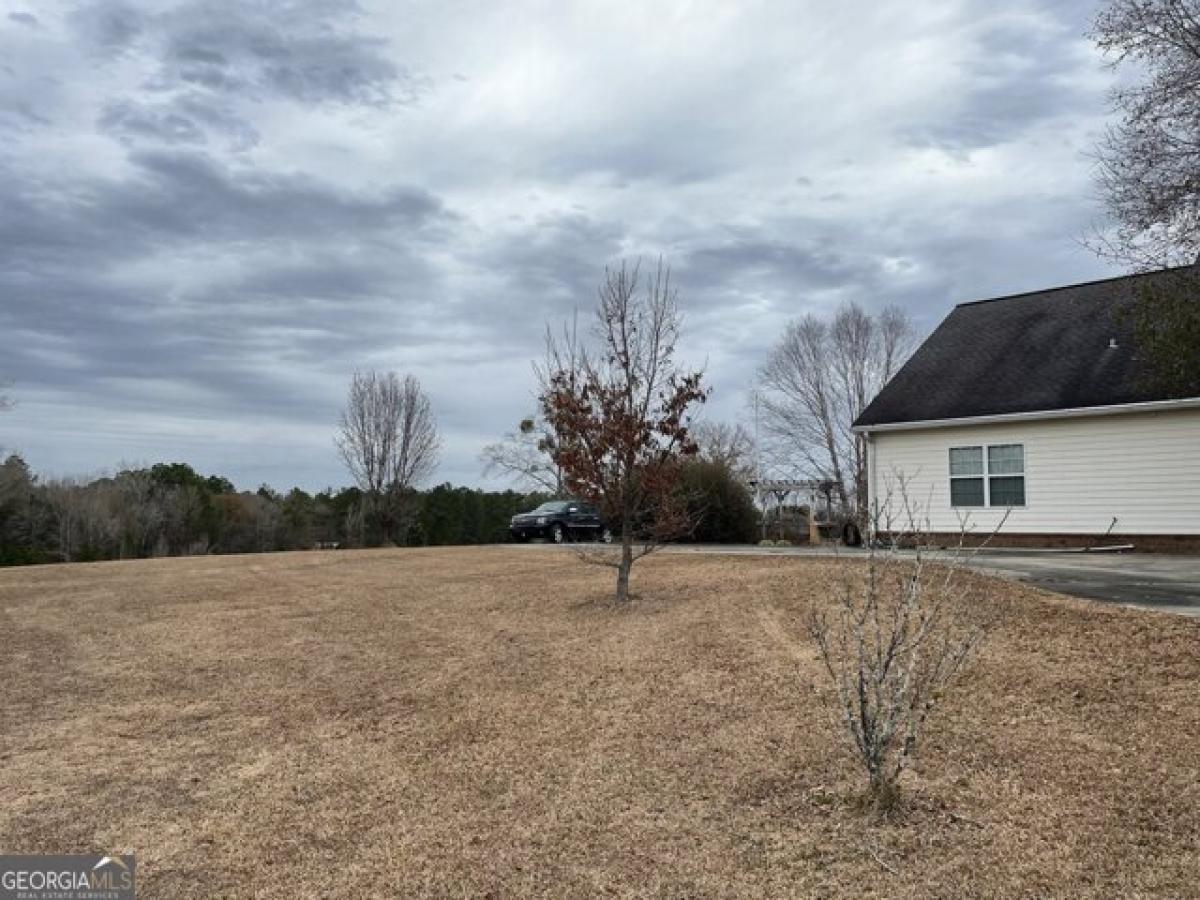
[480,414,565,496]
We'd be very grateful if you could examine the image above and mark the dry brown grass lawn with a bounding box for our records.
[1,547,1197,898]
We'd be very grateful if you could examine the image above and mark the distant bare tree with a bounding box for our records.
[539,259,708,602]
[336,371,440,546]
[114,469,163,558]
[758,302,914,518]
[0,389,10,463]
[44,479,84,562]
[251,493,283,553]
[480,414,564,496]
[692,421,755,480]
[1090,0,1200,268]
[44,477,120,562]
[0,382,13,448]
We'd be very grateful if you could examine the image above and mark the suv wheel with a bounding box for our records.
[600,527,613,544]
[551,524,566,544]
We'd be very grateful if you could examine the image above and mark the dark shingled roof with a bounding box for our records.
[854,266,1196,428]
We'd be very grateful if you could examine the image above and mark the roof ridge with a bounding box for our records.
[954,263,1194,308]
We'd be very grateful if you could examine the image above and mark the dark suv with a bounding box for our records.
[510,500,612,544]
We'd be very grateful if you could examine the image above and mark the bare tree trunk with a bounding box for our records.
[378,493,397,546]
[825,431,850,512]
[616,521,634,602]
[853,432,870,522]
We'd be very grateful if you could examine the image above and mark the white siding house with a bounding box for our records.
[865,403,1200,536]
[853,268,1200,549]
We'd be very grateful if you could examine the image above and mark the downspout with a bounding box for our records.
[865,430,877,541]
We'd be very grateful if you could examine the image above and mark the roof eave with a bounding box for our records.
[852,396,1200,434]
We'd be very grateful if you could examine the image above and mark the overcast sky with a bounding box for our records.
[0,0,1122,491]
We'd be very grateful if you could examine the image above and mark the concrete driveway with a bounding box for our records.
[518,542,1200,617]
[708,546,1200,616]
[960,552,1200,617]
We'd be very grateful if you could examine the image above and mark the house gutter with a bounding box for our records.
[852,395,1200,434]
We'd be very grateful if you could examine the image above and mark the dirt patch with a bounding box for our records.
[0,548,1196,897]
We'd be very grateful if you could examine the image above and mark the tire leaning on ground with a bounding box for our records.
[841,521,863,547]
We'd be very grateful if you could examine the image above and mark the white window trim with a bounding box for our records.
[948,443,1026,509]
[949,446,986,508]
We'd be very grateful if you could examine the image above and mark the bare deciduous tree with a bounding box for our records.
[480,414,564,496]
[1090,0,1200,268]
[758,302,914,518]
[0,381,13,454]
[45,478,84,562]
[114,468,163,558]
[336,370,440,546]
[539,259,709,602]
[692,421,755,481]
[44,477,121,562]
[807,483,1001,813]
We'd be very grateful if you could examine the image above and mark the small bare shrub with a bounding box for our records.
[808,491,1004,813]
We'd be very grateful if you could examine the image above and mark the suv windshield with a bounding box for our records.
[534,501,571,513]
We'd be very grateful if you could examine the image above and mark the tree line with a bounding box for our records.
[0,456,557,566]
[0,452,757,567]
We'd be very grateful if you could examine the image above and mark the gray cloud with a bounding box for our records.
[99,93,261,149]
[75,0,423,164]
[71,2,144,53]
[683,231,876,299]
[73,0,421,106]
[159,10,412,106]
[116,150,447,241]
[903,15,1095,153]
[0,100,50,128]
[0,149,447,284]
